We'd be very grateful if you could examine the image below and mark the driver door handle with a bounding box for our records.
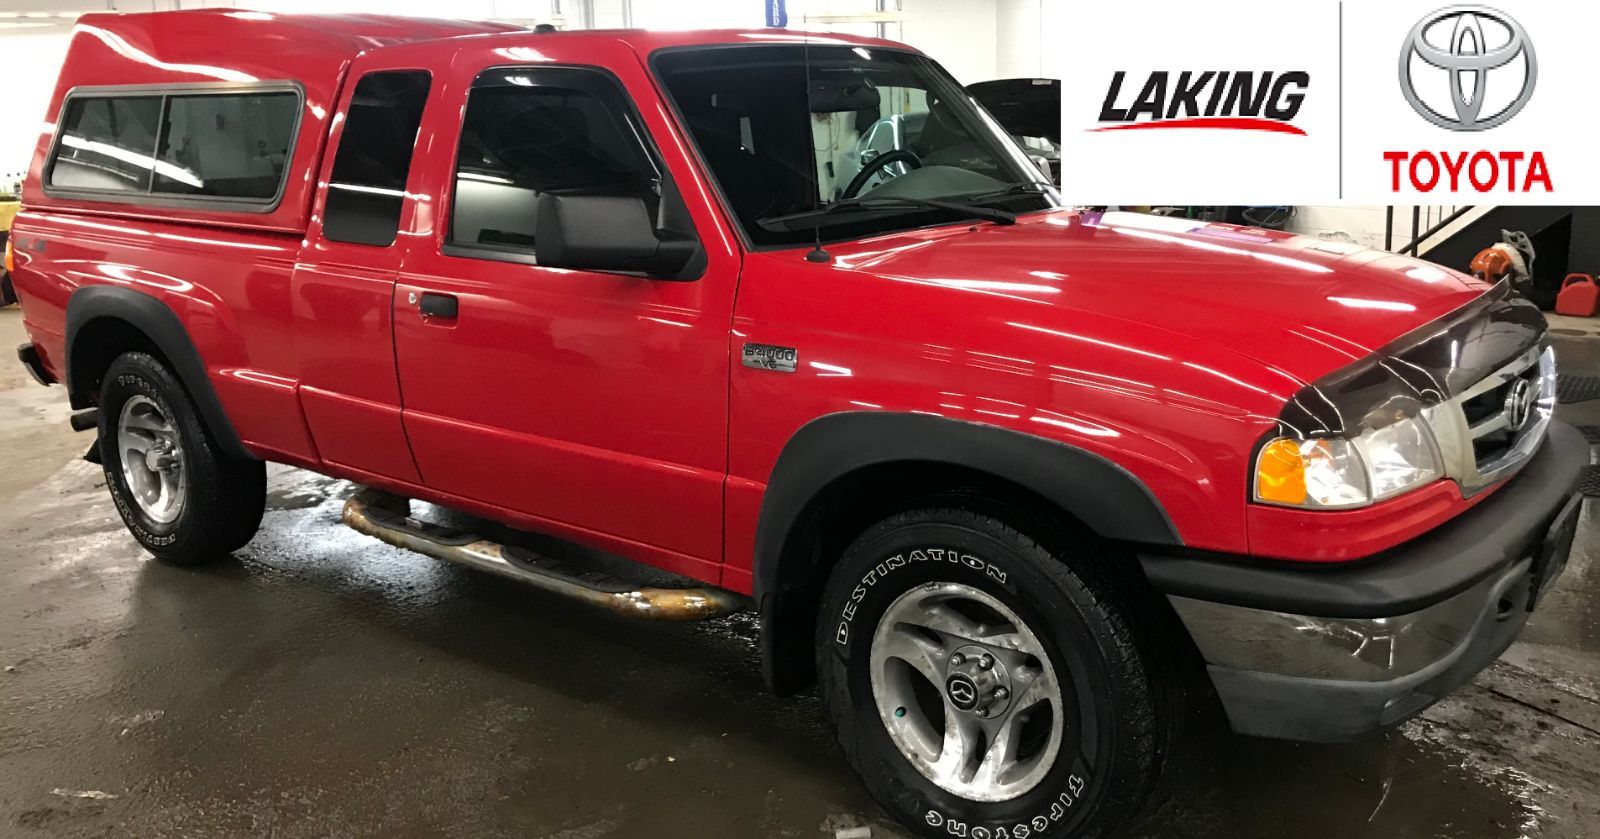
[417,291,458,320]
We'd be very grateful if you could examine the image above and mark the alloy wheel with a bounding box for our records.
[117,394,188,525]
[868,581,1067,803]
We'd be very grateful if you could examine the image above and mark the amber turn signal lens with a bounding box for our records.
[3,237,12,274]
[1255,438,1307,505]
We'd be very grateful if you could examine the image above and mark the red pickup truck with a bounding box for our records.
[7,11,1585,838]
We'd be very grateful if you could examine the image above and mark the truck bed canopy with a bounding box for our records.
[23,10,519,233]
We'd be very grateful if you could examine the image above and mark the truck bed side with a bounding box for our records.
[13,211,319,461]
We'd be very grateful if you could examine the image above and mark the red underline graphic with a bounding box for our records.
[1090,117,1307,136]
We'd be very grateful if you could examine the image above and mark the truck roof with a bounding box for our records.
[46,10,903,98]
[22,10,909,233]
[60,10,522,87]
[521,27,911,54]
[46,10,905,102]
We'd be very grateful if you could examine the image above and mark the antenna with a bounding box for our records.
[801,27,832,264]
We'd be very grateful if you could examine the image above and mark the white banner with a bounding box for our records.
[1053,1,1592,205]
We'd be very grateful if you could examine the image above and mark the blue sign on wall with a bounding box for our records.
[765,0,788,27]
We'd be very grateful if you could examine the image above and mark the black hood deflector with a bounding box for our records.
[1278,281,1547,437]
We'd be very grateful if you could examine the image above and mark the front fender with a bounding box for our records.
[755,412,1180,598]
[752,411,1180,692]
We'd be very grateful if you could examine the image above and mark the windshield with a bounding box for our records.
[653,45,1062,248]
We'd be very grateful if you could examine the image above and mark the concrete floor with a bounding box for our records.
[2,305,1599,838]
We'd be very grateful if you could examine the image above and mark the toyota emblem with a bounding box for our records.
[1399,5,1536,131]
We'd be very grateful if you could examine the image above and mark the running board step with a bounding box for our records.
[341,488,750,621]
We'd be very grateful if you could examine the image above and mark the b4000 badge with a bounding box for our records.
[742,343,798,373]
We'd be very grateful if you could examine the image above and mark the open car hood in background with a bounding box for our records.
[965,78,1061,144]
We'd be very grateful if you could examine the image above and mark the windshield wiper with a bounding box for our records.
[952,180,1058,203]
[756,196,1017,233]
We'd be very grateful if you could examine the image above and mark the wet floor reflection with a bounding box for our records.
[1139,725,1542,838]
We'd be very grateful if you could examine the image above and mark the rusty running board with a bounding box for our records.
[341,488,751,621]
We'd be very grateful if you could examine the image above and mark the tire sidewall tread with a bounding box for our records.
[816,508,1164,839]
[98,351,264,565]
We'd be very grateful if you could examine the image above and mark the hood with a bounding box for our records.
[966,78,1061,143]
[824,210,1494,389]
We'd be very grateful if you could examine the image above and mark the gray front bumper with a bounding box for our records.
[1150,422,1585,743]
[1175,550,1549,742]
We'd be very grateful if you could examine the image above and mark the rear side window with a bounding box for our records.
[448,67,659,254]
[47,86,301,206]
[50,96,163,193]
[155,93,299,198]
[321,71,432,247]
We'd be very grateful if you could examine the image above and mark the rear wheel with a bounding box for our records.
[98,351,265,565]
[817,508,1168,839]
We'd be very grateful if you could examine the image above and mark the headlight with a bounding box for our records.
[1361,416,1443,500]
[1254,416,1442,509]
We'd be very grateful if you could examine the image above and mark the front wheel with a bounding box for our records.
[98,351,265,565]
[817,508,1168,839]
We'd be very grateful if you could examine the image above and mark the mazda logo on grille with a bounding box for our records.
[1399,5,1536,131]
[945,675,978,711]
[1505,377,1537,432]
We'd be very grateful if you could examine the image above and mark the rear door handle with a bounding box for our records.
[417,292,458,320]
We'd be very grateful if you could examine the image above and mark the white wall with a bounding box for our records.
[1284,205,1490,253]
[589,0,627,28]
[622,0,766,29]
[1285,206,1393,250]
[995,0,1040,78]
[0,31,71,180]
[995,0,1065,80]
[898,0,997,83]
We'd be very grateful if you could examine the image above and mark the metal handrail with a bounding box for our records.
[1385,205,1475,255]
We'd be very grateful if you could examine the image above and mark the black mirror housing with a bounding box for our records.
[809,78,881,113]
[534,193,700,278]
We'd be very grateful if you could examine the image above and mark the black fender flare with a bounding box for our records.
[752,411,1180,691]
[65,285,254,461]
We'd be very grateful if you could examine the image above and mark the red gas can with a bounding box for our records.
[1557,274,1599,317]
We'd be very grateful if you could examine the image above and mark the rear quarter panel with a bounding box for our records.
[9,210,318,463]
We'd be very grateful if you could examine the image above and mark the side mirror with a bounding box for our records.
[534,193,700,278]
[1029,153,1056,185]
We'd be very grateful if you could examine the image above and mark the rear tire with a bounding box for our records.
[98,351,265,565]
[816,508,1168,839]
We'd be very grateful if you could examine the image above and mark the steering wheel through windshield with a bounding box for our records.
[841,149,923,199]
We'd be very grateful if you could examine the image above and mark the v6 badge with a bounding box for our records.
[742,343,798,373]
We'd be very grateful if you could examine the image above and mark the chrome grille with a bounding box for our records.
[1423,345,1555,495]
[1460,379,1514,427]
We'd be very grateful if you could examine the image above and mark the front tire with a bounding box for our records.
[817,508,1167,839]
[98,351,265,565]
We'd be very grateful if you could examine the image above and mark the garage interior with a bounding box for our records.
[3,2,1600,838]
